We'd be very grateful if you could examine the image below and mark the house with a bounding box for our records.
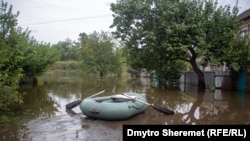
[235,9,250,92]
[181,9,250,91]
[237,9,250,38]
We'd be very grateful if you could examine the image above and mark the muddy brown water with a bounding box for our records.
[1,71,250,141]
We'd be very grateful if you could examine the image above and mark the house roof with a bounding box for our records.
[237,8,250,21]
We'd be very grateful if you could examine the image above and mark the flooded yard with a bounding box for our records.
[1,71,250,141]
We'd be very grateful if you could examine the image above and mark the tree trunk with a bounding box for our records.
[33,77,38,85]
[188,47,206,91]
[100,70,103,78]
[190,60,206,90]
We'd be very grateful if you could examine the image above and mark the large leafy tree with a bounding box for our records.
[21,42,59,82]
[0,0,59,111]
[0,0,24,109]
[79,31,122,77]
[52,38,80,61]
[110,0,250,90]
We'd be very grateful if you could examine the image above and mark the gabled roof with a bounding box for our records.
[237,8,250,21]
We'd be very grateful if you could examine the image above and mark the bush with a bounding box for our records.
[50,61,81,70]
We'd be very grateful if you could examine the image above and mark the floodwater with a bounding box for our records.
[1,70,250,141]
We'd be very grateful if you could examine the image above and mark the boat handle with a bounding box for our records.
[89,108,100,114]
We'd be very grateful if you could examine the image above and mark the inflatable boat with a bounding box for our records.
[79,92,148,120]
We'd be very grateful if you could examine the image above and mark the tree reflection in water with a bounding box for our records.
[1,71,250,141]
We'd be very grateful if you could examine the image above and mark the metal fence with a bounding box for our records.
[179,71,232,89]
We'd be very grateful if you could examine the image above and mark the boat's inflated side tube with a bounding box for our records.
[79,92,148,120]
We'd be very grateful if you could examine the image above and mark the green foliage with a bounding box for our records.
[0,0,59,112]
[0,0,24,109]
[52,38,80,61]
[209,86,216,93]
[21,42,59,79]
[221,36,250,71]
[110,0,250,88]
[50,61,81,70]
[79,31,123,77]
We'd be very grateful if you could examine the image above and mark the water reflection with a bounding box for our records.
[140,83,249,125]
[1,71,250,141]
[19,84,59,119]
[19,72,250,123]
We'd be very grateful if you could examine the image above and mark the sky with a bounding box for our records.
[6,0,250,44]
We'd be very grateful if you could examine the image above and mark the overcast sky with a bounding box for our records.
[6,0,250,44]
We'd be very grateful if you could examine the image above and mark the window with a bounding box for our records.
[240,30,248,37]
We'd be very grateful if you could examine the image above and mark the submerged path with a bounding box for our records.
[24,109,150,141]
[25,111,124,141]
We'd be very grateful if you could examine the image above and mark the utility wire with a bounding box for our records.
[20,14,112,26]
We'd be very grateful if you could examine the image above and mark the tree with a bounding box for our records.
[0,0,24,109]
[110,0,250,90]
[21,41,59,83]
[52,38,80,61]
[79,31,122,77]
[0,0,59,111]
